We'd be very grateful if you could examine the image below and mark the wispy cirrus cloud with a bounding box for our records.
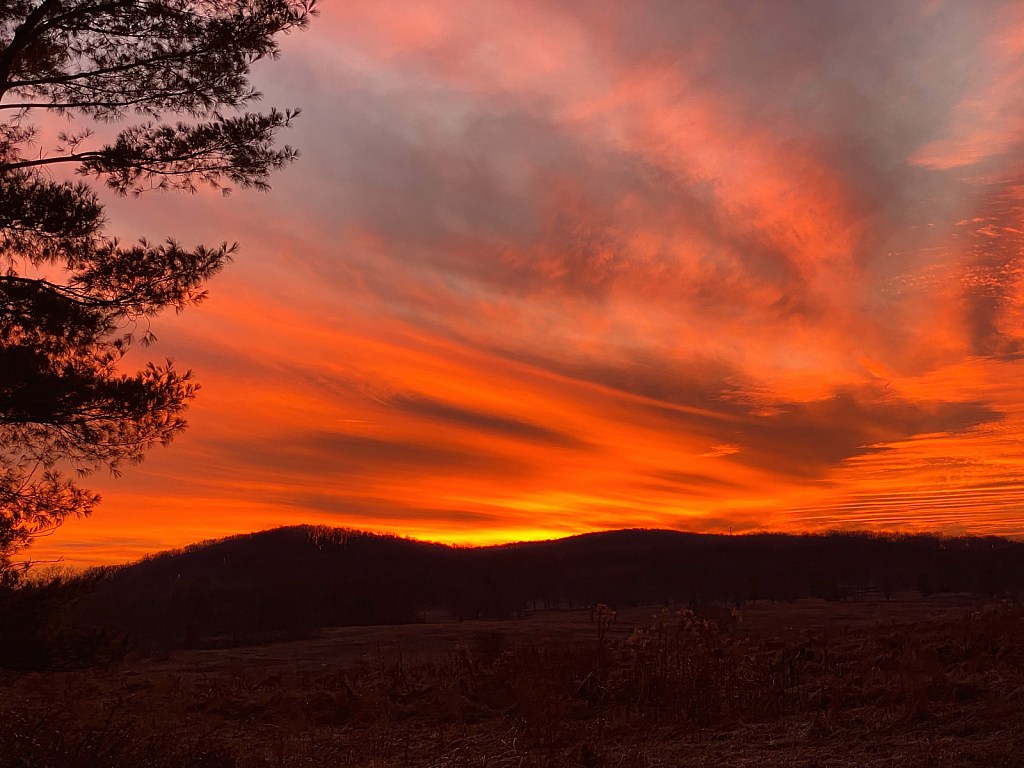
[35,0,1024,564]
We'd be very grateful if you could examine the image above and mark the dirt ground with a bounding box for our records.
[2,592,1022,767]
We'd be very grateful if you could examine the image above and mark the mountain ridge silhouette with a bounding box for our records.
[75,525,1024,651]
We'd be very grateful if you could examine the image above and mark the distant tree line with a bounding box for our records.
[51,526,1024,657]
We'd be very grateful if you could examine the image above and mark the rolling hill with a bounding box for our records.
[76,526,1024,651]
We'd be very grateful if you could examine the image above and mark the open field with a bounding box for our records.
[3,593,1023,767]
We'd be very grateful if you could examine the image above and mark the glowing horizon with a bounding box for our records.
[32,0,1024,566]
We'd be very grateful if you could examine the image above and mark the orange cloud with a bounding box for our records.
[31,0,1024,566]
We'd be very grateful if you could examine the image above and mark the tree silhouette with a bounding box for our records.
[0,0,316,576]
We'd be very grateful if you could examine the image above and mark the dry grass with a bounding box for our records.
[2,595,1023,767]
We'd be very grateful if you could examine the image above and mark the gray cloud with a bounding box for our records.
[216,430,534,480]
[388,394,589,448]
[488,346,1001,478]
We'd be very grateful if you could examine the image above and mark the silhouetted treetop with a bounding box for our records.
[0,0,314,193]
[0,0,316,576]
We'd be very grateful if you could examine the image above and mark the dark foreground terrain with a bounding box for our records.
[3,593,1023,767]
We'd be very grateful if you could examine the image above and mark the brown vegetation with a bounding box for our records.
[3,595,1023,767]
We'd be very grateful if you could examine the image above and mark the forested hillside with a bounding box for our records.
[76,526,1024,650]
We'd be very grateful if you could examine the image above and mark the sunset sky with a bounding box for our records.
[36,0,1024,565]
